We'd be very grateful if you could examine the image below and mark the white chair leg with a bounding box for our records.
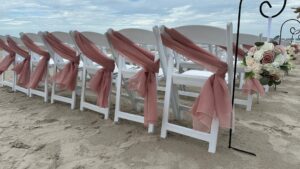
[13,69,17,92]
[51,66,56,104]
[246,94,253,111]
[104,74,114,120]
[29,89,32,97]
[160,57,173,138]
[148,123,154,133]
[208,118,219,153]
[0,74,3,87]
[231,106,235,133]
[239,72,245,89]
[264,85,269,93]
[114,57,123,123]
[44,75,48,102]
[71,90,76,110]
[29,57,33,97]
[80,67,86,111]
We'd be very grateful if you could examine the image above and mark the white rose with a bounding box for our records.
[252,62,261,72]
[245,56,255,66]
[260,42,274,52]
[273,54,285,66]
[253,50,264,61]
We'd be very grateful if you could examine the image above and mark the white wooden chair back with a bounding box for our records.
[106,28,159,133]
[20,32,51,102]
[71,31,110,69]
[6,36,28,62]
[153,23,234,153]
[156,24,234,95]
[0,35,7,56]
[5,35,29,95]
[20,32,46,63]
[0,35,10,88]
[69,31,113,118]
[39,31,78,109]
[39,31,75,67]
[118,28,159,61]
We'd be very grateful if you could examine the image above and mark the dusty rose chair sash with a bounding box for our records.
[74,31,115,107]
[7,37,31,87]
[43,32,79,91]
[106,29,159,126]
[0,39,16,75]
[160,27,232,132]
[21,34,51,89]
[242,78,265,96]
[219,43,246,59]
[243,44,253,51]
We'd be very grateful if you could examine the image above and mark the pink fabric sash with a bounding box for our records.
[74,31,115,107]
[242,78,265,96]
[243,44,253,51]
[219,43,246,59]
[0,39,16,75]
[106,29,159,126]
[7,37,31,87]
[43,32,79,91]
[21,34,51,89]
[160,27,232,132]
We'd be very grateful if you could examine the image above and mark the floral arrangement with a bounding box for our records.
[241,42,286,87]
[286,44,300,60]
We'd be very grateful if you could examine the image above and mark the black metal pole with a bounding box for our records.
[278,19,300,44]
[229,0,287,156]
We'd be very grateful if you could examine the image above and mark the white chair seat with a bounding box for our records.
[181,70,228,83]
[181,69,213,77]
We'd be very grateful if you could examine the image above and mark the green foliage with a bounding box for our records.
[245,71,255,79]
[274,80,281,85]
[260,76,269,85]
[242,57,247,66]
[255,42,264,47]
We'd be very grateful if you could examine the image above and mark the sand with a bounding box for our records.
[0,62,299,169]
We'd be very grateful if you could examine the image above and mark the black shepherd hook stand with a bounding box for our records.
[278,18,300,44]
[229,0,287,156]
[289,27,300,43]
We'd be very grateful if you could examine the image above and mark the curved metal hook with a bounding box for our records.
[291,28,300,43]
[290,27,296,34]
[279,19,300,44]
[259,0,287,18]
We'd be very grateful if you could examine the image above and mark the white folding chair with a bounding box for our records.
[6,36,30,95]
[70,31,115,119]
[107,28,175,133]
[39,31,81,109]
[153,23,234,153]
[0,35,15,90]
[20,32,52,102]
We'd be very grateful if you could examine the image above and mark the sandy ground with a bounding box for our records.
[0,62,299,169]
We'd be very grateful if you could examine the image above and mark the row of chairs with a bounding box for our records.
[0,23,263,153]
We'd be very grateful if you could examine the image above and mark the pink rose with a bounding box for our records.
[249,46,257,53]
[261,50,275,64]
[274,45,285,55]
[291,44,300,53]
